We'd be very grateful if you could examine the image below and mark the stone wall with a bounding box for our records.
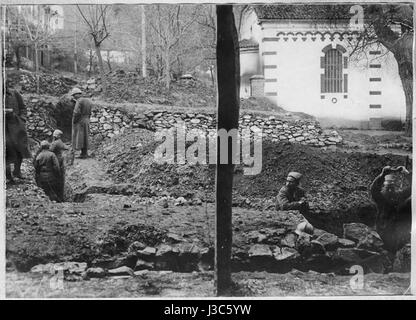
[25,96,58,141]
[24,96,343,147]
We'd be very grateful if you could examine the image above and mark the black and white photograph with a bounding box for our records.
[1,0,414,299]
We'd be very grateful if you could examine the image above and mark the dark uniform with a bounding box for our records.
[72,97,92,157]
[34,149,61,202]
[5,88,31,180]
[370,171,411,252]
[276,185,306,210]
[50,138,69,201]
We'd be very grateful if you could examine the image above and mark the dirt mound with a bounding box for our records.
[7,70,77,96]
[94,128,410,232]
[81,70,216,108]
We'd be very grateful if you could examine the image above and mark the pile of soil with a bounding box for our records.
[83,70,216,109]
[6,70,77,96]
[94,128,411,234]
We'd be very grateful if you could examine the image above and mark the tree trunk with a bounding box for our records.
[141,5,146,78]
[88,49,93,78]
[215,5,240,296]
[106,50,112,72]
[94,43,107,93]
[397,61,413,136]
[14,46,21,70]
[74,52,78,74]
[34,43,40,94]
[393,34,413,136]
[164,49,170,90]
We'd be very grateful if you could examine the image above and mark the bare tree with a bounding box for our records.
[147,4,200,90]
[76,4,112,93]
[5,6,27,70]
[18,5,56,92]
[196,5,217,86]
[347,4,413,135]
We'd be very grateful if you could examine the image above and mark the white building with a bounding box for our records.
[239,5,406,129]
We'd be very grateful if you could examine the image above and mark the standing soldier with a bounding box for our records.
[50,129,69,201]
[4,85,31,182]
[34,140,61,202]
[276,172,309,211]
[370,165,411,252]
[71,88,92,158]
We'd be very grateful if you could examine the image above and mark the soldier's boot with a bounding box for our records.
[80,147,88,159]
[12,154,23,179]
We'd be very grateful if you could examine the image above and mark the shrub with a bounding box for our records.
[381,119,404,131]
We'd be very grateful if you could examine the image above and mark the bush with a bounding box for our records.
[381,119,404,131]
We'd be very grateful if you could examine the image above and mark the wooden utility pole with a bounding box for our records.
[141,5,146,78]
[215,5,240,296]
[74,14,78,74]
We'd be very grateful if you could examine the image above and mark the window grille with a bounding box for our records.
[321,48,346,93]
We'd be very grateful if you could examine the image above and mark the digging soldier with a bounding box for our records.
[71,88,92,159]
[50,129,70,201]
[4,85,31,182]
[276,172,309,212]
[34,140,61,202]
[370,165,411,252]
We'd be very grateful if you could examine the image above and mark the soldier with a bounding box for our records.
[4,85,31,182]
[276,172,309,211]
[71,88,92,159]
[50,129,69,201]
[370,165,411,252]
[34,140,61,202]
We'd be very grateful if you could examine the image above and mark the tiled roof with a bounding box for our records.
[239,38,259,48]
[253,4,353,20]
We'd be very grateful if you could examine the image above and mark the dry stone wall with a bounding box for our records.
[25,96,343,147]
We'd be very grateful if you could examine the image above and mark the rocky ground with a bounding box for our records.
[5,125,412,298]
[5,69,412,298]
[6,270,410,298]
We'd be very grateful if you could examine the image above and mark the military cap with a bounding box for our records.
[287,172,303,181]
[53,129,63,138]
[40,140,50,149]
[70,87,82,96]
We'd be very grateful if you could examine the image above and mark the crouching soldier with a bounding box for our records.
[34,140,61,202]
[276,172,309,212]
[50,129,69,201]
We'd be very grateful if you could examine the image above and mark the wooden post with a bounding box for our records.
[74,14,78,74]
[215,5,240,296]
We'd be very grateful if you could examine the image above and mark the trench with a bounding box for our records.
[14,107,409,278]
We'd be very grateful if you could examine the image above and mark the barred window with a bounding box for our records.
[321,45,347,94]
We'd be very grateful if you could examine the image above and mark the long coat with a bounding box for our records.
[34,149,61,202]
[72,98,92,150]
[5,89,31,163]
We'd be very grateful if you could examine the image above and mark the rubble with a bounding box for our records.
[8,71,76,96]
[108,266,135,277]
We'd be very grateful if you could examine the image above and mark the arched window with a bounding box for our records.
[321,45,348,94]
